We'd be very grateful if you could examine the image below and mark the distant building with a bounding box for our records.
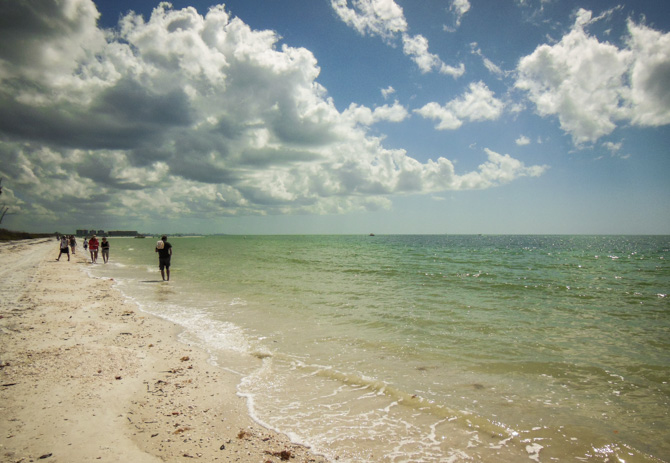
[77,229,140,237]
[76,229,98,237]
[107,230,139,237]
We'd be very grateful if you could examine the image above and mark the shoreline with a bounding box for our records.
[0,239,325,462]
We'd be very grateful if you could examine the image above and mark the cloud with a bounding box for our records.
[514,0,556,26]
[449,0,471,29]
[415,81,504,130]
[343,100,409,125]
[602,141,622,152]
[381,86,395,99]
[627,21,670,127]
[330,0,406,41]
[515,8,670,145]
[0,1,545,226]
[0,0,106,83]
[331,0,464,76]
[601,140,630,159]
[471,43,506,77]
[455,148,548,189]
[401,33,465,76]
[516,135,531,146]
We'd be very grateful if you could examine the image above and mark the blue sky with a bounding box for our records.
[0,0,668,234]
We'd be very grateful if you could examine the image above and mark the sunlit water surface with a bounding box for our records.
[90,235,670,462]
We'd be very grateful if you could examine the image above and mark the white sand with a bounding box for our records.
[0,239,325,463]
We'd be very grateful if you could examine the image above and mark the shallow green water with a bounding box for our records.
[90,235,670,462]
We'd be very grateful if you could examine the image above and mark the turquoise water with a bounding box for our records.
[90,235,670,462]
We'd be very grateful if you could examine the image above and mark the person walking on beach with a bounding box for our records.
[69,235,76,255]
[155,235,172,281]
[100,237,110,264]
[83,238,88,251]
[57,235,70,261]
[88,235,99,263]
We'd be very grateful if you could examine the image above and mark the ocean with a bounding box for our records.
[88,235,669,462]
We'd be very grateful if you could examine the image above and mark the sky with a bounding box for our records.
[0,0,669,235]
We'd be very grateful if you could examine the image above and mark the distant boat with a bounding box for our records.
[134,235,146,238]
[369,233,375,236]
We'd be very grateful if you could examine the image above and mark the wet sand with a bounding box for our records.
[0,239,326,463]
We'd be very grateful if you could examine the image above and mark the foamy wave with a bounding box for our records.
[167,309,252,355]
[238,355,524,463]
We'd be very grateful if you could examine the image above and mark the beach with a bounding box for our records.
[2,235,667,462]
[0,239,324,463]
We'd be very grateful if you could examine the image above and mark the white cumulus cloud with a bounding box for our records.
[381,85,396,99]
[516,135,531,146]
[449,0,471,28]
[343,100,409,125]
[0,1,545,227]
[516,8,670,145]
[331,0,464,76]
[626,21,670,127]
[330,0,407,41]
[415,81,504,130]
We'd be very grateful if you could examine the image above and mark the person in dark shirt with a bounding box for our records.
[155,235,173,281]
[100,237,110,263]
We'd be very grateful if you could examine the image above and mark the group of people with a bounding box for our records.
[56,234,109,264]
[85,235,110,264]
[56,233,173,281]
